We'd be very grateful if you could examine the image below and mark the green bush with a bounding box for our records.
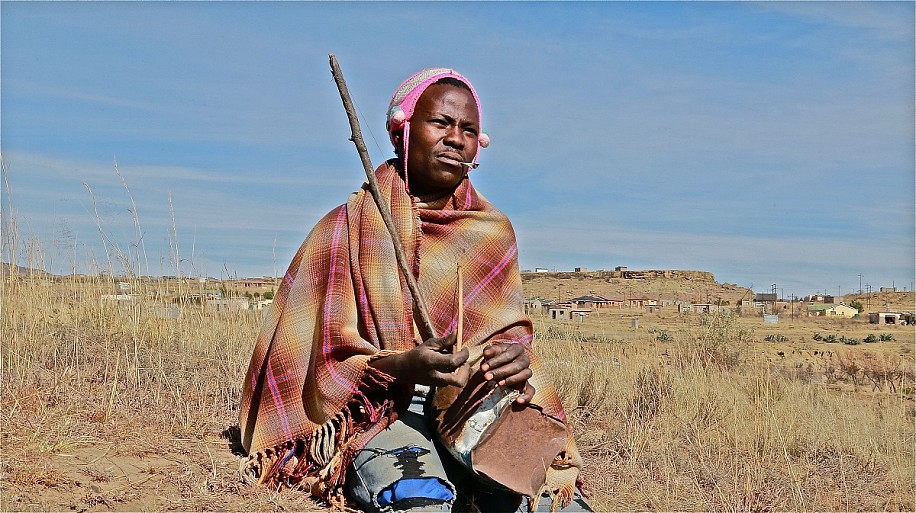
[863,334,878,343]
[880,333,895,341]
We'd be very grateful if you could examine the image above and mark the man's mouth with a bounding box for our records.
[436,153,464,167]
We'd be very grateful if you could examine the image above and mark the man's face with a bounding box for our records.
[401,84,480,197]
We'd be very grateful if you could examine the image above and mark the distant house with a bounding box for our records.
[547,303,592,321]
[868,312,906,325]
[207,298,250,313]
[239,278,270,288]
[569,295,622,309]
[807,303,858,318]
[755,292,777,305]
[534,268,549,273]
[690,303,714,314]
[753,293,779,313]
[804,294,835,304]
[524,297,554,315]
[626,297,657,309]
[574,267,588,273]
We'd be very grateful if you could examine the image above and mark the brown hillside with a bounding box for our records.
[521,270,752,306]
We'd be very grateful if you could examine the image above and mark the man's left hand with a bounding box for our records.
[480,343,534,404]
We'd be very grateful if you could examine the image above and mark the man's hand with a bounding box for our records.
[480,343,534,404]
[370,331,470,388]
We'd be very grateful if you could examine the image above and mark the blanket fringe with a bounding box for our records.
[240,364,401,510]
[529,428,584,513]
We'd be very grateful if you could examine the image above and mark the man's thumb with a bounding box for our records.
[432,330,458,351]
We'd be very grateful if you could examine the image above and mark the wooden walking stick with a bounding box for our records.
[328,53,438,341]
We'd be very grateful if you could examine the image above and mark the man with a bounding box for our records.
[239,68,589,512]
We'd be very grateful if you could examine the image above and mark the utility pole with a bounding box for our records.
[858,273,863,295]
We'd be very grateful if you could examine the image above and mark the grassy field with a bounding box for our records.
[1,271,914,511]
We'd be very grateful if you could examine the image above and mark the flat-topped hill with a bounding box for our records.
[521,269,749,305]
[521,269,916,313]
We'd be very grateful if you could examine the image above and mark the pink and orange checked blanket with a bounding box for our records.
[239,161,581,510]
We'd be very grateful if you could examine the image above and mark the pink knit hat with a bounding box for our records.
[386,68,490,172]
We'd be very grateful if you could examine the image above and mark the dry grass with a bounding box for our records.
[535,317,915,511]
[2,271,913,511]
[1,269,323,511]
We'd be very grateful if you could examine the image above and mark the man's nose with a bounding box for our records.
[443,126,465,149]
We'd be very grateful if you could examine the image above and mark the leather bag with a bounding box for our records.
[431,367,568,497]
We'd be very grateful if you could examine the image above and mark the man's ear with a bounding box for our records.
[392,130,404,156]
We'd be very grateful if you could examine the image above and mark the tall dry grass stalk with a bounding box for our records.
[534,315,915,511]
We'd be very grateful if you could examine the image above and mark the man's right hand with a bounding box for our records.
[369,331,470,388]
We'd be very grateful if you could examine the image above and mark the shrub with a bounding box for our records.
[812,332,823,341]
[863,334,878,343]
[672,312,751,370]
[880,333,895,341]
[840,336,860,345]
[654,330,671,342]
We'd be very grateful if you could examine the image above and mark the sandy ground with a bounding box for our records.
[0,411,326,512]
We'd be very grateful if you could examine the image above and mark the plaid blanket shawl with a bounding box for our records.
[239,161,581,509]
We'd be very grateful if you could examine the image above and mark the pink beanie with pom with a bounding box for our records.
[386,68,490,172]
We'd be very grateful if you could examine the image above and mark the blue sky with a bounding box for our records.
[2,1,913,298]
